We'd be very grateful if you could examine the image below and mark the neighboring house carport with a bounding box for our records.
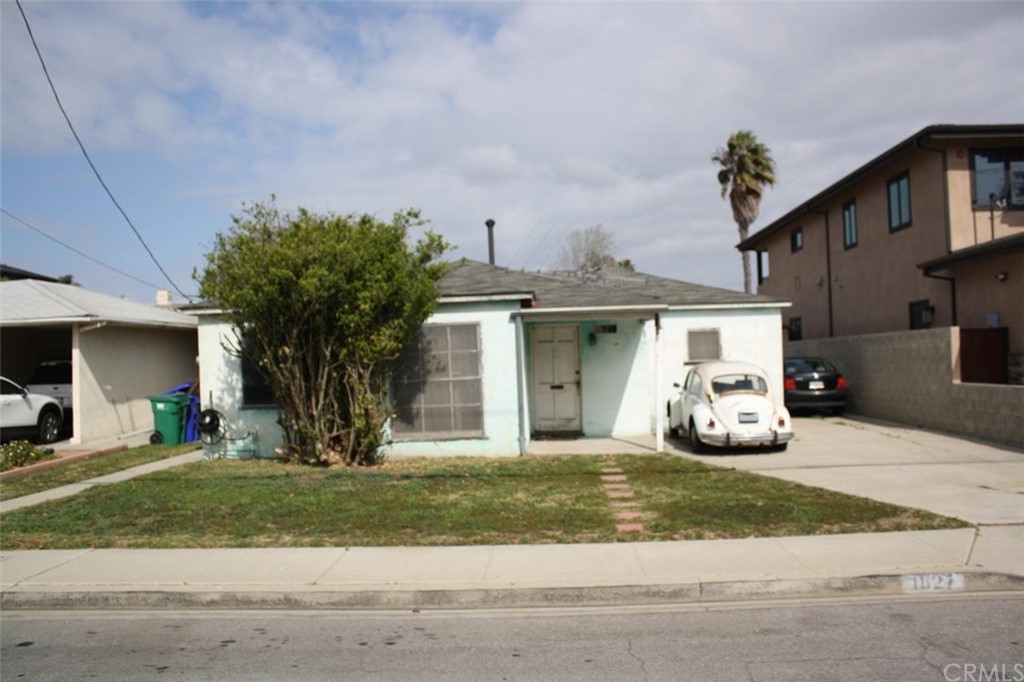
[0,280,198,444]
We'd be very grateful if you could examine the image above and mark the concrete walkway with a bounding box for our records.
[2,419,1022,610]
[0,450,204,514]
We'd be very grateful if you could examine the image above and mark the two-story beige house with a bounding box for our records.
[739,124,1023,384]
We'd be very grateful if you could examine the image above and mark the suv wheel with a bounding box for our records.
[38,408,62,444]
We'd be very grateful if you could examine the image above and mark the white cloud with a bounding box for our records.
[2,1,1022,300]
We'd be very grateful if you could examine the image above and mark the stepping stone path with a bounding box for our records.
[600,459,647,533]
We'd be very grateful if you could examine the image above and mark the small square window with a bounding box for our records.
[688,329,721,362]
[788,317,803,341]
[790,228,804,253]
[909,299,933,330]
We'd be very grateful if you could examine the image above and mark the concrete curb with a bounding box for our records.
[4,571,1021,611]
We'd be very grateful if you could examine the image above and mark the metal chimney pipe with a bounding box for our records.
[485,219,495,265]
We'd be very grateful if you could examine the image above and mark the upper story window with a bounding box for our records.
[790,227,804,253]
[842,200,858,249]
[757,250,770,285]
[971,148,1024,210]
[888,172,912,232]
[391,324,483,439]
[687,329,721,362]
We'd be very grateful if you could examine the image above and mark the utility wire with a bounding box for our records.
[1,208,165,290]
[14,0,190,299]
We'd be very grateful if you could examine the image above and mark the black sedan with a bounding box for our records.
[783,357,848,415]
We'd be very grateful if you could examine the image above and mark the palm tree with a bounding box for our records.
[713,130,776,294]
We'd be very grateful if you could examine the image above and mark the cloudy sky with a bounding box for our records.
[2,1,1022,303]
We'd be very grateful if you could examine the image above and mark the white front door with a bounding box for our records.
[531,325,581,433]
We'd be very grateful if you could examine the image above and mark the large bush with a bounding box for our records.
[198,200,449,466]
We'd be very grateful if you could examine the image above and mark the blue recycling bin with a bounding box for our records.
[164,382,200,444]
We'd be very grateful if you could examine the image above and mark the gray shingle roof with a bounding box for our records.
[0,280,197,328]
[439,260,788,309]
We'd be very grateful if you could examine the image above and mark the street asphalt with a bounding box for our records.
[2,417,1022,610]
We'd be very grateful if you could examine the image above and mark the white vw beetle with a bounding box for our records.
[668,361,794,453]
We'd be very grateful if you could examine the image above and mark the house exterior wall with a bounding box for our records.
[386,301,522,457]
[198,301,524,459]
[787,328,1024,449]
[751,132,1023,347]
[952,250,1024,361]
[74,325,198,444]
[197,316,281,458]
[576,318,650,437]
[660,307,788,404]
[756,148,952,338]
[197,302,787,458]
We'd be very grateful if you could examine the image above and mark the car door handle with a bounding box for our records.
[550,384,564,390]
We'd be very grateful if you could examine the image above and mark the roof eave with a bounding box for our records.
[917,233,1024,274]
[667,301,792,311]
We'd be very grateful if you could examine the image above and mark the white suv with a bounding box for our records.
[0,376,64,444]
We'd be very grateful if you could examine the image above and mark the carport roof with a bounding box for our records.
[0,280,197,329]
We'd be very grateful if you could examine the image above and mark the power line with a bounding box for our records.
[1,208,166,290]
[14,0,190,299]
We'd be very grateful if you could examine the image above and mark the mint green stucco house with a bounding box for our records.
[195,260,790,458]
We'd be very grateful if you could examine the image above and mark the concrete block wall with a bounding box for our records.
[787,327,1023,449]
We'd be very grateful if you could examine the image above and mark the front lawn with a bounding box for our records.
[0,454,968,549]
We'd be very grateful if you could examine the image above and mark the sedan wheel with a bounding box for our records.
[38,409,61,444]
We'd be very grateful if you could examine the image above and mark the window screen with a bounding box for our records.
[392,324,484,438]
[687,329,721,362]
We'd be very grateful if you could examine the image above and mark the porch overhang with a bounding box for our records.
[511,304,668,456]
[511,304,668,322]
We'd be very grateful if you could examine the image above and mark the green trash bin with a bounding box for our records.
[147,394,191,445]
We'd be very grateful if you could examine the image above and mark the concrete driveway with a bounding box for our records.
[668,416,1024,525]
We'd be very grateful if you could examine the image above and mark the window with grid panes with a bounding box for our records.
[391,324,483,438]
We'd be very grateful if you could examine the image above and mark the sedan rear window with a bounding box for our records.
[785,358,837,375]
[711,374,768,395]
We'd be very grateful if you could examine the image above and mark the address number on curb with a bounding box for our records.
[901,573,966,592]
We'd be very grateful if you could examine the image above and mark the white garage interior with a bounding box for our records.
[1,280,198,444]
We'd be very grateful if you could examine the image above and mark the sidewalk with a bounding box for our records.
[3,526,1022,610]
[3,527,1023,610]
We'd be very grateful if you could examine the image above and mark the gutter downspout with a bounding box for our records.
[514,315,529,456]
[923,271,958,325]
[810,209,835,337]
[917,139,956,324]
[654,313,663,453]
